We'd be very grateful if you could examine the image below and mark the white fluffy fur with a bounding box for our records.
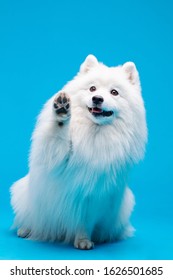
[10,55,147,249]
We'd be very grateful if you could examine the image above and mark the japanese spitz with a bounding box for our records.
[11,55,147,249]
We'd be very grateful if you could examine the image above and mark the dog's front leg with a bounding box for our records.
[30,91,72,170]
[74,231,94,250]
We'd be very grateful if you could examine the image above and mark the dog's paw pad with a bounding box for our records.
[53,92,70,116]
[74,238,94,250]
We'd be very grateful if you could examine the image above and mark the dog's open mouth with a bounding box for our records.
[88,107,113,117]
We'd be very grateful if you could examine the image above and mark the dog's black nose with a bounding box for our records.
[92,95,104,105]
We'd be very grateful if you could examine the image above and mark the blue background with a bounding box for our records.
[0,0,173,260]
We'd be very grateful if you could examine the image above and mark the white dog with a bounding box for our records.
[11,55,147,250]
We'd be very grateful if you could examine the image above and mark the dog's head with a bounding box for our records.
[67,55,144,126]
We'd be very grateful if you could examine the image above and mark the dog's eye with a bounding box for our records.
[110,89,119,96]
[89,86,96,92]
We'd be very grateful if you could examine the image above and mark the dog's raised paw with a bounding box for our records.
[74,238,94,250]
[53,91,71,119]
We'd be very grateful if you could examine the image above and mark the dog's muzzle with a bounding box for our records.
[87,107,113,117]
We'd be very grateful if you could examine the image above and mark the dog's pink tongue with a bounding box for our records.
[92,107,102,113]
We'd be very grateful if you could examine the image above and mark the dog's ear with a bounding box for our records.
[122,62,140,85]
[80,55,98,73]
